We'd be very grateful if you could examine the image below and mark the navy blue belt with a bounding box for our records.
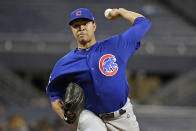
[97,109,126,120]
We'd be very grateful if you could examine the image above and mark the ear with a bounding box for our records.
[70,26,73,33]
[70,26,73,31]
[93,22,96,32]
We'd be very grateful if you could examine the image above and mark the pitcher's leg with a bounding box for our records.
[77,110,107,131]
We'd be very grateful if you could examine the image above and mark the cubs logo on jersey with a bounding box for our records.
[99,54,118,76]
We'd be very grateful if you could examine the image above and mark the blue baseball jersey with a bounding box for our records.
[46,17,151,113]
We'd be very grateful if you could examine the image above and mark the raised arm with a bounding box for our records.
[105,8,151,62]
[107,8,144,24]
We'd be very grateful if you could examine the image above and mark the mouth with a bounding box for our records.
[78,32,86,37]
[78,34,86,37]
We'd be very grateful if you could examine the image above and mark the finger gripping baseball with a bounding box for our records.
[63,83,85,124]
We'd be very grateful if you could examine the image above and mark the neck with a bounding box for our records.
[77,38,96,50]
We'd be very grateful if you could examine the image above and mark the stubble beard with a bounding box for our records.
[79,37,91,46]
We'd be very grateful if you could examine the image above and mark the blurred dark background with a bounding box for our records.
[0,0,196,130]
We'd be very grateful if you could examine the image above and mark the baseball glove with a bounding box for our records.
[63,82,85,124]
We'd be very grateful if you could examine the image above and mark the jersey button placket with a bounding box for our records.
[86,52,100,96]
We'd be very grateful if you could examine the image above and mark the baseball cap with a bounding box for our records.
[69,8,95,25]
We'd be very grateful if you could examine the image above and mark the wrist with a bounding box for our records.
[118,8,128,16]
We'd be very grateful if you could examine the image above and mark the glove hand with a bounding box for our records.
[64,110,76,124]
[63,83,85,124]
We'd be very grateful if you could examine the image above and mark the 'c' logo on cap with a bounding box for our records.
[76,10,82,16]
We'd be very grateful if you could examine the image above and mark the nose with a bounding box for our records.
[79,24,86,30]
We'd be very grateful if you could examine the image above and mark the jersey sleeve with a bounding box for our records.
[109,17,151,62]
[46,75,70,103]
[46,54,73,103]
[46,51,87,103]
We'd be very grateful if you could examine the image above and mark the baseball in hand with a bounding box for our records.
[104,8,112,19]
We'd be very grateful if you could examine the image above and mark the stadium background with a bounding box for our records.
[0,0,196,130]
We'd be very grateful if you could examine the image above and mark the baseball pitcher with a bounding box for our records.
[46,8,151,131]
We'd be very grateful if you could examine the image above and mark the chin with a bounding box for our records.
[79,39,88,45]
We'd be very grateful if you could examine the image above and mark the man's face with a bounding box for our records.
[71,18,96,45]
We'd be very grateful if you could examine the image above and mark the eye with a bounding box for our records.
[81,22,88,26]
[85,21,90,25]
[72,24,80,28]
[72,21,90,28]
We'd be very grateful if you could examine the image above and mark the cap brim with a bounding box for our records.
[69,18,94,25]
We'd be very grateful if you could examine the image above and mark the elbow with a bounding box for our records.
[147,19,152,29]
[134,17,152,29]
[143,18,152,32]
